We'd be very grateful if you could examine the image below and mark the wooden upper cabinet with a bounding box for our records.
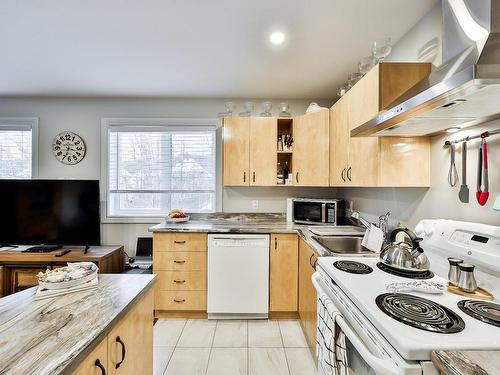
[330,62,431,187]
[293,109,330,186]
[250,117,277,186]
[270,234,298,312]
[223,117,250,186]
[329,96,350,185]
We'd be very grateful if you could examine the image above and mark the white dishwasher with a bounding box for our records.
[207,234,269,319]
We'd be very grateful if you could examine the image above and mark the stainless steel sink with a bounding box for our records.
[312,235,373,254]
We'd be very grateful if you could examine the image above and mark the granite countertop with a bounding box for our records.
[0,274,156,375]
[149,213,362,257]
[431,351,500,375]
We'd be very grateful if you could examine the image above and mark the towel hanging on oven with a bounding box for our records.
[317,294,348,375]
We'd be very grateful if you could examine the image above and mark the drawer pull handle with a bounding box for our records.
[174,260,186,264]
[173,298,186,303]
[95,359,106,375]
[115,336,126,369]
[174,279,186,283]
[174,240,186,244]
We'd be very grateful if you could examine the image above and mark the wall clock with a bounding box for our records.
[52,131,86,165]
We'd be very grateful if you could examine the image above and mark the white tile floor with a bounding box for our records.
[154,319,317,375]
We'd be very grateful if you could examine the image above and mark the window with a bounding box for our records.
[0,118,38,179]
[103,119,217,218]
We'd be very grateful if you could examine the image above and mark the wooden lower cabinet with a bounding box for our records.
[73,288,153,375]
[298,238,318,354]
[73,337,108,375]
[269,234,298,312]
[108,289,153,374]
[153,233,207,314]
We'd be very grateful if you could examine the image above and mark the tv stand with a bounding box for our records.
[22,244,62,253]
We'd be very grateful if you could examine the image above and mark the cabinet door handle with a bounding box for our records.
[347,167,352,181]
[174,260,186,264]
[341,168,346,182]
[115,336,126,369]
[253,172,256,183]
[174,240,186,244]
[173,298,186,303]
[95,359,106,375]
[309,254,317,270]
[296,172,299,183]
[274,237,277,250]
[243,171,246,182]
[174,279,186,283]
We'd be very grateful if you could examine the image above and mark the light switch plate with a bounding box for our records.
[252,200,259,210]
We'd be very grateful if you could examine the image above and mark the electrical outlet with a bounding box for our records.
[252,200,259,210]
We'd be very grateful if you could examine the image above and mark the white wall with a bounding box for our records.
[0,96,334,255]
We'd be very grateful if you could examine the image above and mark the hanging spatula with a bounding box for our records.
[458,142,469,203]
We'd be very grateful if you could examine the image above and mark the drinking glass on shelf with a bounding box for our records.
[239,101,254,117]
[348,72,362,87]
[337,84,347,97]
[260,101,273,117]
[217,101,235,118]
[373,37,392,61]
[359,55,378,74]
[279,102,291,117]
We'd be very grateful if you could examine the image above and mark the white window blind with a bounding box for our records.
[0,123,33,179]
[107,124,216,217]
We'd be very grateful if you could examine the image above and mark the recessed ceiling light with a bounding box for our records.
[269,31,285,45]
[446,127,461,133]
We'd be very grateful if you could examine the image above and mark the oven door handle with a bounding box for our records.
[312,273,403,375]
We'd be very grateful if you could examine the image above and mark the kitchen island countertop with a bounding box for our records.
[431,350,500,375]
[0,273,156,375]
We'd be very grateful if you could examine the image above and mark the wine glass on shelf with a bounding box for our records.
[337,84,347,97]
[217,101,235,118]
[239,101,254,117]
[359,55,378,75]
[260,101,273,117]
[279,102,291,117]
[373,37,392,61]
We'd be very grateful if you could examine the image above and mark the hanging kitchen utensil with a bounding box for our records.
[448,143,459,187]
[476,138,489,206]
[458,142,469,203]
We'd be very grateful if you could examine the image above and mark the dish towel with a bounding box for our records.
[317,294,348,375]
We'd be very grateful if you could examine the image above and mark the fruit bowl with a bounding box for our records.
[165,215,190,223]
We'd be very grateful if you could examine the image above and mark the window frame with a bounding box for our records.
[101,117,222,223]
[0,117,39,179]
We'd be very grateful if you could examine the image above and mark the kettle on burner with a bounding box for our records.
[380,228,430,273]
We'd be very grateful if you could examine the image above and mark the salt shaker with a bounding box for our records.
[457,263,478,292]
[447,257,463,286]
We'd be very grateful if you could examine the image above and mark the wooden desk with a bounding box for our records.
[0,246,124,297]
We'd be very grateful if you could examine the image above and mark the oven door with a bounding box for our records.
[312,272,423,375]
[293,201,326,224]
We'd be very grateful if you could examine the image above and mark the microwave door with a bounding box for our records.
[293,202,324,224]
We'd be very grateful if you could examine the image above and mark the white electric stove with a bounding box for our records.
[313,219,500,375]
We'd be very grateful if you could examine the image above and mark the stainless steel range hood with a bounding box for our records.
[352,0,500,137]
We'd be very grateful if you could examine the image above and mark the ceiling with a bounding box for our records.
[0,0,437,98]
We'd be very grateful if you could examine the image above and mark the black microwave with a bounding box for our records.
[290,198,345,225]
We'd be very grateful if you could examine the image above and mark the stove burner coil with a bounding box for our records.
[376,293,465,333]
[458,300,500,328]
[376,262,434,279]
[333,260,373,274]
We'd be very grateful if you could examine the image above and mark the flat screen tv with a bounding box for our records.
[0,179,101,246]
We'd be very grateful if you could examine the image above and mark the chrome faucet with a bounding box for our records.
[350,211,371,229]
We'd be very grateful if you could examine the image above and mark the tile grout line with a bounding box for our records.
[204,319,218,375]
[162,319,188,375]
[278,320,292,375]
